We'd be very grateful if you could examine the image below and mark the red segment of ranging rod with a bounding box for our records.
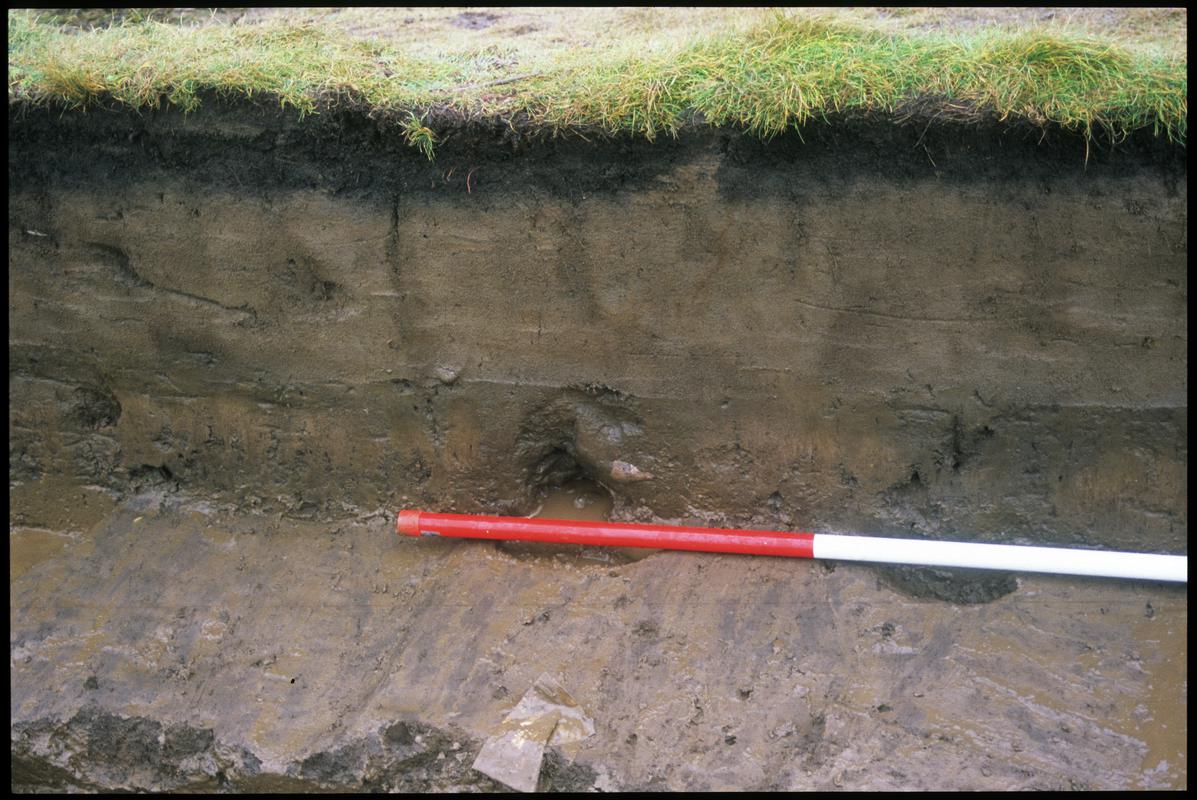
[395,509,815,558]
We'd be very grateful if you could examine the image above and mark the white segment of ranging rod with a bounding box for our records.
[811,534,1187,582]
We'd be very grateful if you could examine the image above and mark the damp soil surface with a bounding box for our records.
[9,483,1188,791]
[8,100,1188,790]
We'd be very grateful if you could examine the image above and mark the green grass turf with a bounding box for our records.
[8,9,1186,158]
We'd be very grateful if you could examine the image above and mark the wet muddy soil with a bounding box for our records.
[9,484,1187,791]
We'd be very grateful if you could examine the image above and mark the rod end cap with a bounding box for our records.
[396,510,422,536]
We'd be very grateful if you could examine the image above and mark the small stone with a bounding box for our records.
[771,722,796,739]
[610,460,653,482]
[433,365,461,385]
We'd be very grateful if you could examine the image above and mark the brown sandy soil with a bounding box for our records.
[9,105,1186,557]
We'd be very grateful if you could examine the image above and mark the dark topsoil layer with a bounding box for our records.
[7,96,1186,199]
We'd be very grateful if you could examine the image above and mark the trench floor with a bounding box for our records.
[9,479,1188,791]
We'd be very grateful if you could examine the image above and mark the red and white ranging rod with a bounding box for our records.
[396,510,1186,583]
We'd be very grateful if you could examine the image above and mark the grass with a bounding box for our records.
[401,111,437,161]
[7,8,1187,156]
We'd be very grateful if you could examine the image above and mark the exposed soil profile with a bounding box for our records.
[8,101,1187,790]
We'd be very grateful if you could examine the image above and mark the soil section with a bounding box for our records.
[8,102,1188,790]
[8,102,1188,557]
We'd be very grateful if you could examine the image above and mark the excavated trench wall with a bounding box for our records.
[8,102,1188,553]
